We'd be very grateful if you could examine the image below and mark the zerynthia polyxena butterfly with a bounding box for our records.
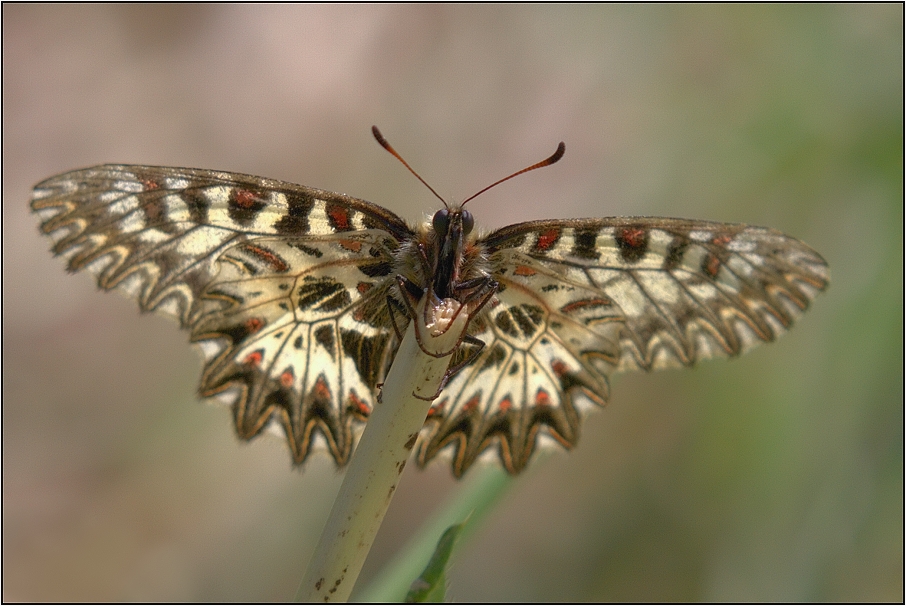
[31,127,828,476]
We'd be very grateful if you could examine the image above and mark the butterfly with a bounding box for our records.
[30,127,828,477]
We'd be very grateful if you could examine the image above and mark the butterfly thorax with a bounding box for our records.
[431,204,480,298]
[396,204,490,310]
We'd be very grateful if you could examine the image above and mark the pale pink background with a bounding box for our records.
[4,4,901,601]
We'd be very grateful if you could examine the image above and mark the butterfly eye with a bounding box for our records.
[432,209,450,236]
[461,210,474,235]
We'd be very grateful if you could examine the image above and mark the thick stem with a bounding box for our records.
[295,296,469,603]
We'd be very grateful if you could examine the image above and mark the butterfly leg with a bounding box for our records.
[394,275,454,359]
[453,274,494,294]
[390,273,500,401]
[427,275,498,357]
[394,274,423,317]
[429,274,498,353]
[412,333,487,401]
[415,241,433,276]
[385,294,407,342]
[417,277,497,397]
[457,275,498,317]
[406,275,498,401]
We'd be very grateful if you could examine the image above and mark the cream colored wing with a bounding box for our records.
[416,217,828,475]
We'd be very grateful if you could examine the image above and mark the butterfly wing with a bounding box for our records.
[417,217,829,475]
[33,166,830,475]
[32,165,413,324]
[32,165,415,465]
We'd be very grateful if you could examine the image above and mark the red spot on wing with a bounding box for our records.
[514,265,536,276]
[427,399,447,418]
[534,228,561,252]
[348,392,371,417]
[560,298,612,313]
[280,369,294,388]
[245,318,264,333]
[339,239,362,252]
[356,282,372,294]
[234,189,259,208]
[242,244,289,272]
[313,375,332,401]
[463,395,480,413]
[328,205,351,230]
[711,234,733,247]
[619,227,647,248]
[243,350,263,366]
[704,254,721,278]
[551,360,568,378]
[534,389,552,407]
[498,398,512,412]
[140,178,160,191]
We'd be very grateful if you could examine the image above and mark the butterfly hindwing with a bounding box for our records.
[191,233,405,464]
[418,249,621,475]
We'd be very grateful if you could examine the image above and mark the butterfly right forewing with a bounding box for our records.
[31,164,414,326]
[484,217,829,372]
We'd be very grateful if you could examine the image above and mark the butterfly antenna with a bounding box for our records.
[372,126,447,207]
[460,141,565,207]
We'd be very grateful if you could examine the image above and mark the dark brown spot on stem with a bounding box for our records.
[404,432,419,450]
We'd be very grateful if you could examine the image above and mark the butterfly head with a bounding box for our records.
[426,202,474,299]
[432,205,474,240]
[373,125,564,300]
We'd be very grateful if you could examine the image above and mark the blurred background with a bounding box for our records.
[3,5,902,602]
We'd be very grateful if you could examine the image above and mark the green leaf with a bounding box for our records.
[405,522,465,603]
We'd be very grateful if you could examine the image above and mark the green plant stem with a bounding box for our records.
[295,298,469,603]
[355,450,552,602]
[354,465,511,602]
